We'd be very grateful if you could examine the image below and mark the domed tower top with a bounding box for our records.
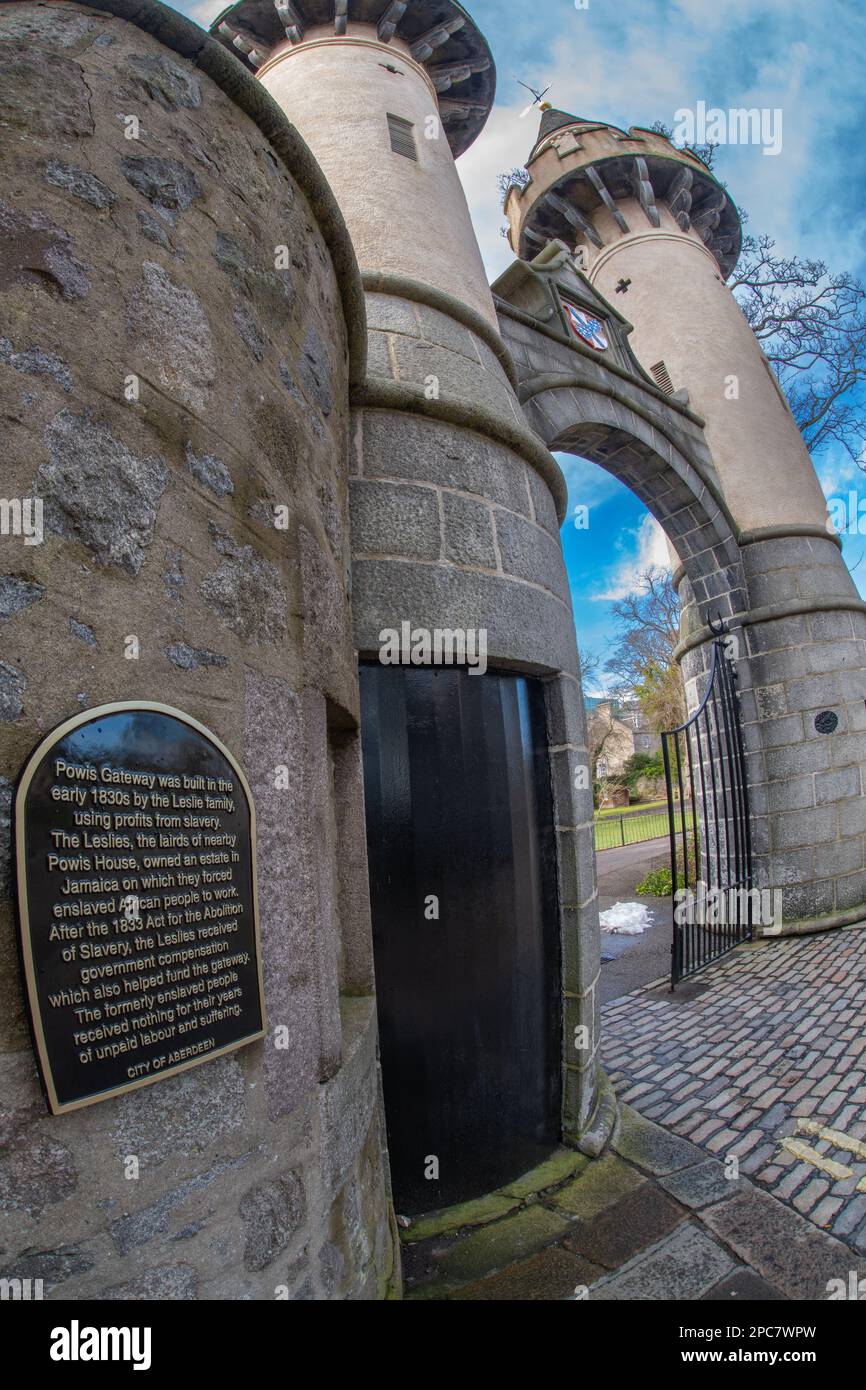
[210,0,495,157]
[506,108,742,276]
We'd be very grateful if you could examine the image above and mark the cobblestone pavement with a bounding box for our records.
[401,1106,863,1300]
[602,923,866,1252]
[401,925,866,1299]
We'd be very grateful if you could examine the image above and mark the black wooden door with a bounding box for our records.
[359,664,561,1215]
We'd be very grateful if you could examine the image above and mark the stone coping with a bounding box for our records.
[738,522,842,552]
[362,270,519,392]
[672,593,866,662]
[352,377,569,522]
[674,525,843,591]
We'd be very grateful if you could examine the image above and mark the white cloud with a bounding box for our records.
[455,100,534,284]
[818,449,863,501]
[815,431,866,505]
[588,514,670,602]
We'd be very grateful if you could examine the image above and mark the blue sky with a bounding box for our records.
[179,0,866,690]
[452,0,866,689]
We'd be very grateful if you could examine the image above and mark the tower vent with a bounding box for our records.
[649,360,674,394]
[387,114,417,161]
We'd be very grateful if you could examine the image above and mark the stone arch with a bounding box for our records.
[499,301,866,937]
[518,375,749,636]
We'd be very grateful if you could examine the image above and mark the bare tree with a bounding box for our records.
[586,702,624,807]
[586,701,616,773]
[498,167,530,205]
[729,234,866,462]
[578,644,601,691]
[603,567,680,691]
[579,646,616,785]
[602,567,686,736]
[649,120,718,171]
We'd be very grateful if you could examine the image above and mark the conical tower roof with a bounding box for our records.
[530,106,595,157]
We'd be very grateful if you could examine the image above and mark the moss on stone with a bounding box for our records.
[549,1153,646,1220]
[401,1191,520,1244]
[500,1146,589,1199]
[425,1205,571,1285]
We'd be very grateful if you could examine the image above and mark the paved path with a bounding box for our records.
[401,1105,861,1300]
[401,923,866,1299]
[602,923,866,1252]
[597,836,671,1003]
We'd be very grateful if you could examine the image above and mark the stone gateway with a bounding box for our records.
[0,0,864,1304]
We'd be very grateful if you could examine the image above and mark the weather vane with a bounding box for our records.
[514,76,552,119]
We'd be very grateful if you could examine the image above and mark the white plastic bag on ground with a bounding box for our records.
[599,901,651,935]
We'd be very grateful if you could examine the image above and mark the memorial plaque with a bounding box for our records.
[14,702,266,1113]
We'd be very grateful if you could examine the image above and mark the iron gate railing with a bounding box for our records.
[662,637,754,986]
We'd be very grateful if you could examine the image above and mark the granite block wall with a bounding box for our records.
[0,0,397,1300]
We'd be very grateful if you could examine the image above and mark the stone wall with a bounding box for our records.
[209,0,615,1191]
[350,281,607,1146]
[679,532,866,933]
[0,0,397,1299]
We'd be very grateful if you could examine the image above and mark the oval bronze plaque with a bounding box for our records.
[14,702,266,1113]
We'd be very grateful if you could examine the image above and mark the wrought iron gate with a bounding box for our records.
[662,636,754,986]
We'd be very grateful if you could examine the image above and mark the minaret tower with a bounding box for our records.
[211,10,609,1201]
[507,111,866,933]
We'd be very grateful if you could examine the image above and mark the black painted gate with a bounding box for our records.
[359,664,561,1215]
[662,637,754,987]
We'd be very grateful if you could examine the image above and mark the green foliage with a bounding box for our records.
[622,751,665,788]
[635,659,686,735]
[636,866,685,896]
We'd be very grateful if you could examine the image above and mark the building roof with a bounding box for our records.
[536,106,593,143]
[527,106,599,161]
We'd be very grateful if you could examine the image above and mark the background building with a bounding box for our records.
[590,697,660,783]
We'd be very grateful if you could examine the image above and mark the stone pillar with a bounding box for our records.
[506,112,866,933]
[212,5,611,1157]
[0,0,397,1299]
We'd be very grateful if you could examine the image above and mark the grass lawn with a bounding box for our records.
[594,798,671,819]
[594,802,688,851]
